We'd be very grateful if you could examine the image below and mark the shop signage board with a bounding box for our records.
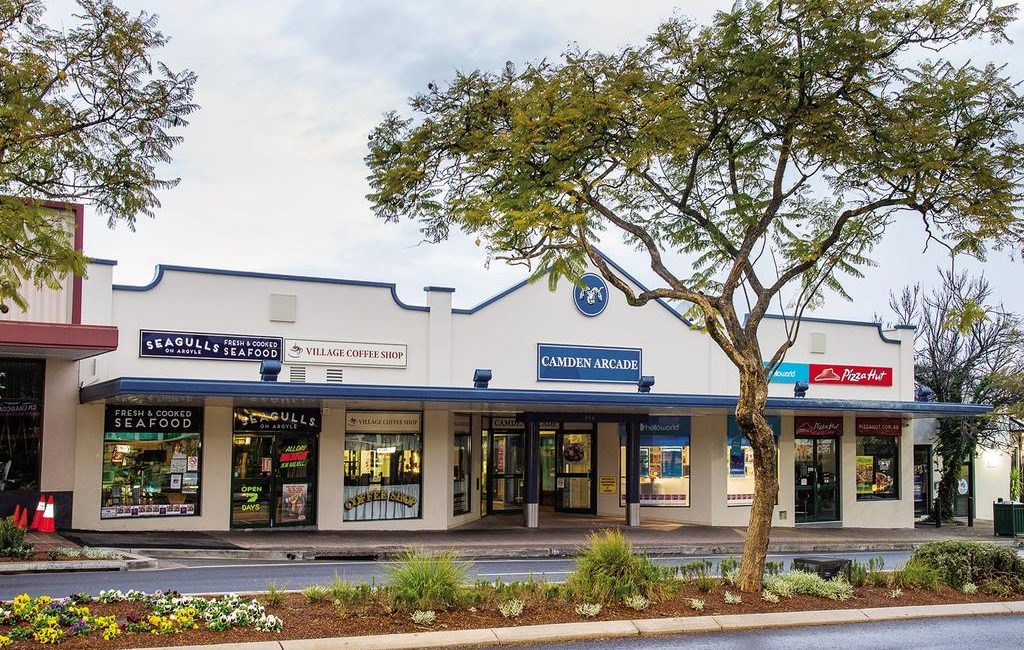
[764,361,810,384]
[105,406,203,434]
[345,411,422,434]
[795,416,844,437]
[139,330,282,361]
[599,476,617,494]
[284,338,407,368]
[856,418,903,436]
[537,343,642,384]
[233,407,321,433]
[810,363,892,386]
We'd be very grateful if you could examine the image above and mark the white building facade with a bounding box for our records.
[48,250,987,534]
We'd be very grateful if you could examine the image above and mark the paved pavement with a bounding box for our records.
[56,516,1012,560]
[0,550,918,599]
[503,613,1024,650]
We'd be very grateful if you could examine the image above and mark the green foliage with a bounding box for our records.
[1010,467,1022,503]
[563,530,671,604]
[385,550,472,610]
[719,557,739,577]
[300,585,331,604]
[689,598,705,611]
[410,610,436,625]
[574,602,602,618]
[328,574,376,608]
[498,598,525,618]
[849,559,868,588]
[0,0,197,311]
[624,594,650,611]
[911,541,1024,591]
[0,516,31,558]
[890,559,945,591]
[723,590,742,604]
[764,561,785,576]
[263,581,288,607]
[763,571,854,601]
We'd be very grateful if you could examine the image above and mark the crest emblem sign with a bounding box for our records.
[573,273,608,317]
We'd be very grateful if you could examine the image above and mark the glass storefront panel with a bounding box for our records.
[0,359,44,492]
[857,435,900,500]
[101,406,203,519]
[726,416,780,506]
[453,414,471,515]
[344,411,423,521]
[556,427,595,514]
[795,435,840,522]
[619,417,691,507]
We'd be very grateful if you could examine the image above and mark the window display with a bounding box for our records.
[856,418,902,500]
[619,417,691,507]
[344,411,422,521]
[101,406,203,519]
[726,415,780,506]
[0,359,44,492]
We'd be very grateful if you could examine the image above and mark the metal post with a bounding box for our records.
[967,449,975,528]
[626,420,641,527]
[524,419,540,528]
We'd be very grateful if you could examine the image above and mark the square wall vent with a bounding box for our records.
[326,368,344,383]
[289,365,306,383]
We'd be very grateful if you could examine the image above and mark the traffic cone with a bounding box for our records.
[38,496,55,533]
[11,504,21,527]
[28,495,46,531]
[17,506,28,530]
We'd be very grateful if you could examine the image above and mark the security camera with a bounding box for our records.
[0,304,8,314]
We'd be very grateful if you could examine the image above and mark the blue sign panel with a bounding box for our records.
[537,343,642,383]
[573,273,608,317]
[764,361,809,384]
[140,330,283,361]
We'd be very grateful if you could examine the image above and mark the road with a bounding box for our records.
[504,614,1024,650]
[0,550,912,599]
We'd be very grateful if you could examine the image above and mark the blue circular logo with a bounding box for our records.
[573,273,608,317]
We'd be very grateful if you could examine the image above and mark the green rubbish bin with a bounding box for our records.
[992,502,1024,536]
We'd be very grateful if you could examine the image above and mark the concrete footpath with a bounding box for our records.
[60,516,1018,561]
[143,600,1024,650]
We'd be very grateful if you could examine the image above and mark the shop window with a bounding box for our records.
[619,417,691,507]
[453,414,471,516]
[343,411,422,521]
[0,359,44,491]
[726,415,780,506]
[856,436,900,500]
[101,406,203,519]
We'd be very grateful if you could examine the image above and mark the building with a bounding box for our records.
[1,213,988,532]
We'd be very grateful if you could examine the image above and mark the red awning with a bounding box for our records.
[0,320,118,360]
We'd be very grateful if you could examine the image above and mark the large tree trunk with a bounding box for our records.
[735,357,779,593]
[933,419,972,523]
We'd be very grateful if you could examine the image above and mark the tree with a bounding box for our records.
[0,0,196,311]
[365,0,1024,591]
[888,270,1024,521]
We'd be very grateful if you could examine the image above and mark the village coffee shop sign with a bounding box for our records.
[284,338,407,368]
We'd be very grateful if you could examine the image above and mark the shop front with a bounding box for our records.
[230,407,319,528]
[793,416,842,523]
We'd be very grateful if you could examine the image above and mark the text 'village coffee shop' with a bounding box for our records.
[36,257,985,533]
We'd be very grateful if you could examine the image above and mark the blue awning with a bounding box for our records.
[79,377,992,419]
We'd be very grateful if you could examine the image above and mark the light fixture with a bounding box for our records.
[638,376,655,393]
[473,368,492,388]
[915,385,935,402]
[793,381,808,398]
[260,360,282,382]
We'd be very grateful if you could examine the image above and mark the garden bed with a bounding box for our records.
[0,584,1019,649]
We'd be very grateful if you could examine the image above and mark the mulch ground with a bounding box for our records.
[2,584,1020,649]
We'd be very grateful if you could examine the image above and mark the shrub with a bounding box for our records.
[0,517,31,559]
[328,574,374,607]
[385,550,471,610]
[689,598,705,611]
[962,582,978,595]
[890,559,945,591]
[695,575,720,593]
[764,561,785,576]
[762,590,779,603]
[624,594,650,611]
[979,578,1013,597]
[264,581,288,607]
[301,585,330,604]
[575,603,602,618]
[563,530,670,604]
[763,571,853,601]
[498,598,525,619]
[410,610,436,625]
[723,591,742,604]
[849,560,868,587]
[718,556,739,577]
[911,541,1024,590]
[889,588,902,599]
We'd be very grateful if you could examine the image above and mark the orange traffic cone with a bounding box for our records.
[38,496,55,533]
[28,495,46,531]
[17,506,28,530]
[11,504,21,527]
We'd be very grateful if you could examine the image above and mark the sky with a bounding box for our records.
[48,0,1023,318]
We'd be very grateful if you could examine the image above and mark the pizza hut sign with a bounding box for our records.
[795,416,844,437]
[809,363,892,387]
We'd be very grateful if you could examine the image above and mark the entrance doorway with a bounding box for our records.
[794,437,839,523]
[913,444,933,517]
[230,433,318,528]
[481,419,597,516]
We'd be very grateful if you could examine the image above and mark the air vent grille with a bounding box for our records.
[326,368,344,383]
[289,366,307,383]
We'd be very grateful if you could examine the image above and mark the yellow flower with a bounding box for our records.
[0,634,10,647]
